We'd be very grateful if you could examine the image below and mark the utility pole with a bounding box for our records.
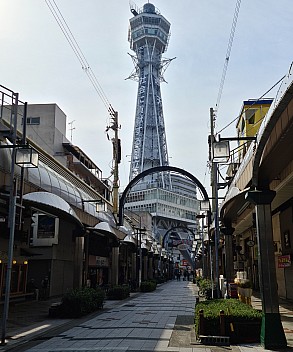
[209,107,220,298]
[107,107,121,217]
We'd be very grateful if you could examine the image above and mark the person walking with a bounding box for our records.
[41,275,50,300]
[183,269,187,281]
[176,269,181,281]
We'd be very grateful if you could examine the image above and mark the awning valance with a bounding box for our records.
[23,191,83,228]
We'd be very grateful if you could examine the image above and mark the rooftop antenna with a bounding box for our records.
[68,120,76,142]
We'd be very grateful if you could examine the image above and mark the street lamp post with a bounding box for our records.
[138,228,142,286]
[0,89,39,345]
[135,225,146,287]
[196,214,206,278]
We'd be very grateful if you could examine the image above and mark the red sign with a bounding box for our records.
[181,259,188,267]
[278,255,291,268]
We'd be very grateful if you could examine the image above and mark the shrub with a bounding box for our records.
[107,285,130,300]
[195,276,203,285]
[140,280,157,292]
[195,299,262,341]
[60,287,105,318]
[197,278,214,291]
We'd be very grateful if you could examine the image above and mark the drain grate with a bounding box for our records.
[199,335,230,346]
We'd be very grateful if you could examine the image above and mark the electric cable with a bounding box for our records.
[215,0,242,113]
[45,0,112,112]
[216,74,286,136]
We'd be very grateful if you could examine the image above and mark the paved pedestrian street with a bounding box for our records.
[2,280,293,352]
[24,281,200,352]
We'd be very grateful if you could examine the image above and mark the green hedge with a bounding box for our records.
[59,287,105,318]
[107,285,130,300]
[195,299,262,342]
[140,280,157,292]
[197,278,214,291]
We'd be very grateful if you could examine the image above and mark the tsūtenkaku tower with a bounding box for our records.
[126,3,199,248]
[128,2,173,190]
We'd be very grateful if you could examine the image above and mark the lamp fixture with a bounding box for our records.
[212,140,230,162]
[15,146,39,168]
[200,200,210,211]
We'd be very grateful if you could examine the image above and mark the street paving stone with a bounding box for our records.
[18,281,204,352]
[1,280,293,351]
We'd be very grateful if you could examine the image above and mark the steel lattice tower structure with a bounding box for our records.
[126,3,199,256]
[128,2,173,190]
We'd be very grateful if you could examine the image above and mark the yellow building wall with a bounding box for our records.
[236,102,272,161]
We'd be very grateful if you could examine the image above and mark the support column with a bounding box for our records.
[224,234,234,284]
[148,256,153,279]
[111,247,119,286]
[221,225,235,285]
[131,252,137,282]
[246,190,287,349]
[143,255,148,281]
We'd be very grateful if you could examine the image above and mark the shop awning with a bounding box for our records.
[123,235,136,245]
[118,225,133,236]
[87,221,122,246]
[219,187,252,236]
[23,191,83,228]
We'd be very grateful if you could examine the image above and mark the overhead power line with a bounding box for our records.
[45,0,113,113]
[215,0,242,113]
[216,74,286,136]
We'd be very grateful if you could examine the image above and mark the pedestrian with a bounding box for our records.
[183,269,187,281]
[176,269,181,281]
[26,278,39,300]
[41,275,50,300]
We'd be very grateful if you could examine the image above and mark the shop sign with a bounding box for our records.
[181,259,188,266]
[96,256,109,267]
[278,255,291,268]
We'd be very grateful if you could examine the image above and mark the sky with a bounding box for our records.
[1,0,293,196]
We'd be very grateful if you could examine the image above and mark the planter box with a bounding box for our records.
[206,289,220,299]
[229,320,261,343]
[195,299,262,343]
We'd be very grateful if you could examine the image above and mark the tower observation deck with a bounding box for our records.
[126,3,200,248]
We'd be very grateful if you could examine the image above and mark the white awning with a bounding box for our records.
[87,221,122,244]
[23,191,83,227]
[123,235,136,245]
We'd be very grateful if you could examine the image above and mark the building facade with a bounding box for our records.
[0,89,162,301]
[219,64,293,300]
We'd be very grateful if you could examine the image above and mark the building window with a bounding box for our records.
[22,117,40,125]
[248,115,255,124]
